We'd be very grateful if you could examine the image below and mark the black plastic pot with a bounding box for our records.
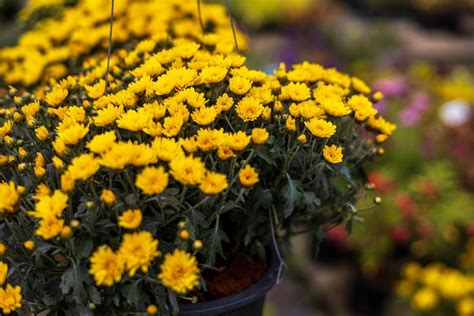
[179,248,281,316]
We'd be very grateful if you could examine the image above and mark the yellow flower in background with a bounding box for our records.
[200,66,227,84]
[367,116,397,136]
[34,183,51,201]
[0,120,13,138]
[158,249,200,294]
[34,152,46,177]
[23,240,35,250]
[351,76,371,94]
[251,128,269,145]
[191,106,218,126]
[285,82,310,101]
[323,144,343,164]
[87,131,116,154]
[162,115,184,137]
[286,116,297,132]
[117,109,153,132]
[89,246,124,287]
[458,297,474,316]
[239,165,259,187]
[217,146,236,160]
[0,182,21,213]
[57,123,89,146]
[0,243,6,256]
[305,118,336,138]
[179,137,199,153]
[152,137,184,162]
[21,102,40,124]
[297,134,307,143]
[320,98,351,117]
[298,100,325,120]
[93,104,124,127]
[135,166,169,195]
[215,93,234,112]
[402,262,421,281]
[67,154,100,181]
[199,171,228,195]
[60,172,75,193]
[101,189,116,206]
[228,131,251,151]
[411,287,438,312]
[118,209,143,230]
[85,80,106,99]
[0,262,7,285]
[0,284,22,314]
[30,190,68,219]
[196,128,225,152]
[36,217,64,240]
[147,304,158,315]
[45,86,68,107]
[35,126,49,141]
[119,231,159,276]
[169,156,206,185]
[229,76,252,95]
[236,96,264,122]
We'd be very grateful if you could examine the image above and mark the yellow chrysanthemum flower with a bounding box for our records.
[89,246,124,287]
[200,66,227,84]
[229,76,252,95]
[0,182,21,213]
[284,82,311,101]
[0,120,13,138]
[239,165,259,187]
[199,171,228,195]
[57,123,89,146]
[235,96,263,122]
[158,249,200,294]
[151,137,184,162]
[0,262,7,286]
[169,155,206,186]
[86,131,116,154]
[0,284,22,314]
[45,86,68,107]
[101,189,116,206]
[411,287,438,312]
[304,118,336,138]
[93,104,124,127]
[191,106,218,126]
[36,217,64,240]
[251,128,269,145]
[135,166,169,195]
[67,154,100,181]
[118,209,143,230]
[29,190,68,219]
[228,131,251,151]
[119,231,159,276]
[35,126,49,141]
[323,144,343,164]
[196,128,225,152]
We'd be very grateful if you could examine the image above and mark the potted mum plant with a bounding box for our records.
[0,1,395,315]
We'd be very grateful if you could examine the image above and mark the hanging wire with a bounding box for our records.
[197,0,205,33]
[224,0,240,53]
[104,0,115,93]
[268,208,287,284]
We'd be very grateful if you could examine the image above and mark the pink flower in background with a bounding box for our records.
[399,92,431,127]
[373,77,407,97]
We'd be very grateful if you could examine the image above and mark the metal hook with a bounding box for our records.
[104,0,115,93]
[224,0,240,53]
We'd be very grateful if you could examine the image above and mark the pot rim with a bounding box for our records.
[179,246,281,314]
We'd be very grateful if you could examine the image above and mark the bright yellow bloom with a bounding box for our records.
[45,86,68,107]
[191,106,217,126]
[93,104,124,127]
[0,182,21,213]
[0,284,22,314]
[87,131,116,154]
[285,116,297,132]
[217,146,236,160]
[85,79,106,99]
[298,101,325,120]
[67,154,100,181]
[285,82,310,101]
[320,98,351,117]
[36,217,64,240]
[169,155,206,185]
[61,172,75,193]
[351,76,371,94]
[152,137,184,162]
[304,118,336,138]
[158,249,200,294]
[23,240,35,250]
[147,304,158,315]
[143,122,163,137]
[57,123,89,146]
[162,115,184,137]
[458,297,474,316]
[373,91,384,101]
[118,209,143,230]
[0,243,6,256]
[236,96,263,122]
[34,183,51,200]
[0,262,7,285]
[101,189,116,206]
[239,165,259,187]
[199,171,228,195]
[229,76,252,95]
[89,246,124,287]
[200,66,227,84]
[119,231,159,276]
[411,287,438,312]
[21,102,40,123]
[367,116,397,136]
[117,109,153,132]
[297,134,307,143]
[35,126,49,141]
[215,93,234,112]
[135,166,169,195]
[323,145,343,164]
[196,128,225,152]
[0,120,13,138]
[30,190,68,219]
[179,137,199,153]
[251,128,269,145]
[34,152,46,177]
[228,131,251,151]
[99,142,133,170]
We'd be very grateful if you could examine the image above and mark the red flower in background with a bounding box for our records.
[368,172,395,193]
[326,225,348,247]
[417,180,439,200]
[416,223,434,239]
[391,225,410,244]
[395,193,416,219]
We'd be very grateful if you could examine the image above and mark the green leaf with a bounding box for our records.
[282,173,303,218]
[122,281,141,308]
[302,191,321,209]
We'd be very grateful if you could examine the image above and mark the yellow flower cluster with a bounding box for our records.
[396,262,474,316]
[0,262,22,314]
[0,0,247,87]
